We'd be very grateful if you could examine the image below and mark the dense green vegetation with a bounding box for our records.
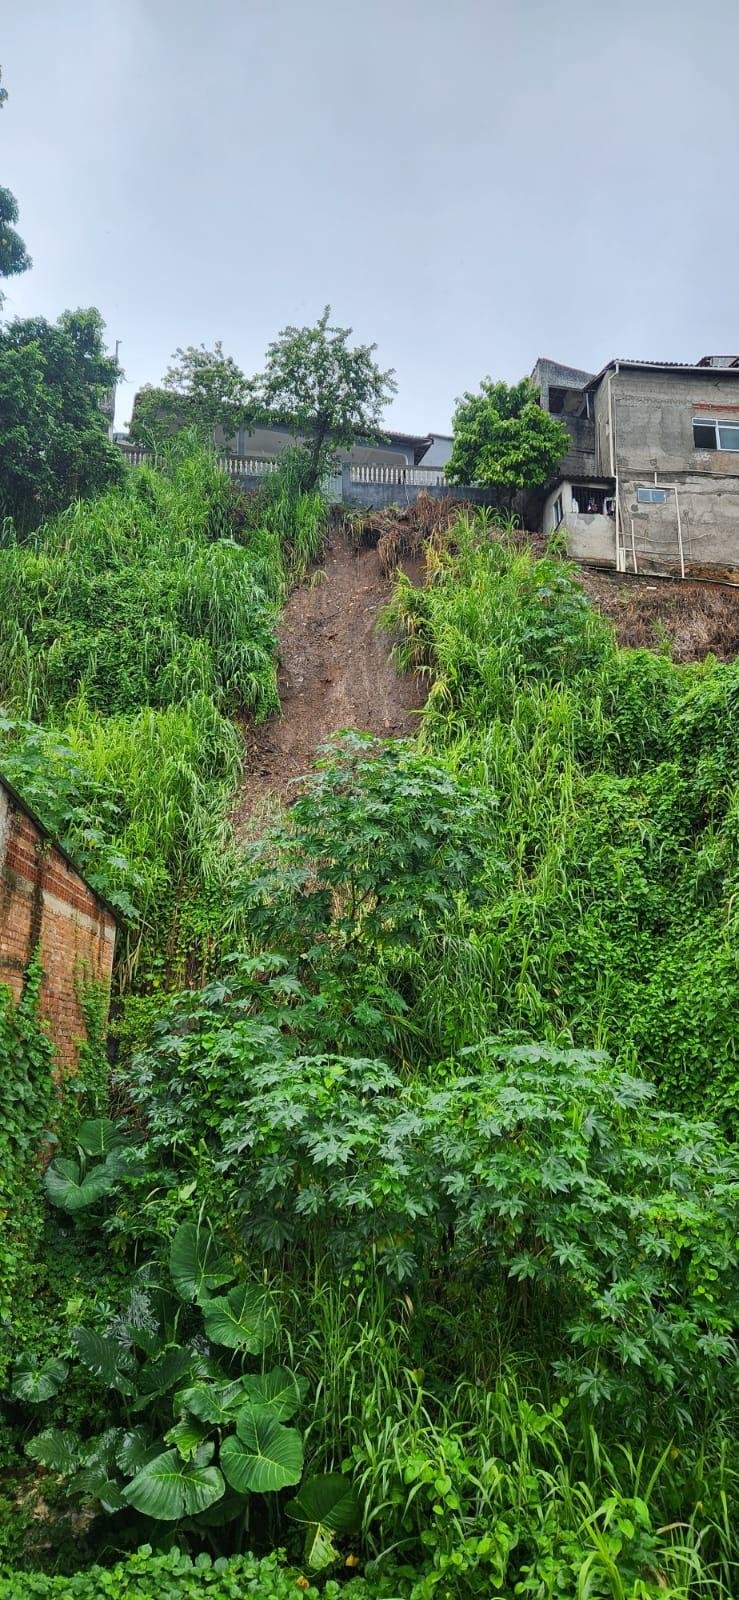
[1,494,737,1598]
[446,378,570,502]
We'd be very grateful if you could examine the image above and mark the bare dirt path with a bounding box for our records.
[233,531,425,834]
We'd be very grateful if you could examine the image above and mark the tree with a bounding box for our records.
[446,377,570,504]
[129,343,254,447]
[0,71,31,303]
[257,306,397,489]
[0,307,123,531]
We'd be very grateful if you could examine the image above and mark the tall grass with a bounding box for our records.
[0,439,327,987]
[284,1264,738,1597]
[383,518,739,1125]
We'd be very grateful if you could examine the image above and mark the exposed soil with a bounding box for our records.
[232,510,739,832]
[233,530,425,834]
[574,565,739,662]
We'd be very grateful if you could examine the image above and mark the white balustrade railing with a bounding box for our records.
[348,463,447,486]
[116,446,448,489]
[116,446,279,478]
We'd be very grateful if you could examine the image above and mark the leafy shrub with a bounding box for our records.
[384,519,739,1124]
[119,977,739,1415]
[17,1216,356,1564]
[0,962,55,1385]
[0,1546,404,1599]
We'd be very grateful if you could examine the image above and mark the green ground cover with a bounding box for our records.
[0,497,736,1598]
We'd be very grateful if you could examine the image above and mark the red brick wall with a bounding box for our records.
[0,783,116,1072]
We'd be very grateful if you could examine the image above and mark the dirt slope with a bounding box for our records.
[233,531,424,833]
[575,566,739,661]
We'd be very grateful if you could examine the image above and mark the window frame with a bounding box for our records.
[636,486,668,505]
[552,493,564,529]
[693,416,739,452]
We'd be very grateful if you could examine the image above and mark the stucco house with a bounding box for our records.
[531,355,739,579]
[231,420,453,471]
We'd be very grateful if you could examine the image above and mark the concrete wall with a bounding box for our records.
[542,482,616,565]
[342,481,498,512]
[421,435,454,468]
[558,415,598,479]
[0,783,116,1072]
[593,368,739,576]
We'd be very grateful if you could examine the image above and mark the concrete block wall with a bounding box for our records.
[0,782,116,1072]
[341,482,498,512]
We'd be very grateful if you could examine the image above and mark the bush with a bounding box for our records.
[0,1546,406,1599]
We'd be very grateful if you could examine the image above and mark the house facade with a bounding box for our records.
[231,421,453,471]
[532,355,739,578]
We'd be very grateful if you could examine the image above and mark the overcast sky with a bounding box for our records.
[3,0,739,433]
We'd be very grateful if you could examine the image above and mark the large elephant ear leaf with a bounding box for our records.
[117,1427,160,1478]
[76,1118,127,1157]
[286,1472,361,1533]
[72,1328,136,1395]
[169,1220,235,1304]
[220,1405,303,1495]
[25,1428,80,1475]
[175,1379,247,1426]
[123,1447,224,1521]
[44,1156,116,1213]
[202,1284,279,1353]
[241,1366,307,1421]
[10,1354,68,1403]
[286,1474,361,1572]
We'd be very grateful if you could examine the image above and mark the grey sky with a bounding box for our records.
[3,0,739,434]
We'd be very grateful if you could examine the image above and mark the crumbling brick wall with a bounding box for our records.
[0,778,116,1071]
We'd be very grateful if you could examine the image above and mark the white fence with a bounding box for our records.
[118,448,279,478]
[349,463,447,487]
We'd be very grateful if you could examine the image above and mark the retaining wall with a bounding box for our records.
[0,780,116,1071]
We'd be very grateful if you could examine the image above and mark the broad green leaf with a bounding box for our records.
[202,1284,279,1353]
[169,1220,235,1304]
[135,1346,194,1401]
[304,1522,341,1571]
[72,1328,135,1394]
[117,1428,159,1477]
[241,1366,307,1421]
[26,1428,80,1475]
[189,1486,249,1528]
[123,1447,224,1521]
[287,1472,361,1534]
[76,1118,126,1157]
[99,1480,128,1514]
[44,1156,116,1213]
[220,1405,303,1494]
[165,1416,207,1460]
[175,1379,247,1426]
[10,1354,67,1403]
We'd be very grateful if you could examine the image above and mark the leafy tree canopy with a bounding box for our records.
[0,186,31,298]
[257,305,397,488]
[129,343,254,447]
[0,71,31,302]
[0,307,123,531]
[446,376,570,500]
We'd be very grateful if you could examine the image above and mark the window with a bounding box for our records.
[693,417,739,451]
[572,485,608,514]
[636,487,667,504]
[552,493,564,529]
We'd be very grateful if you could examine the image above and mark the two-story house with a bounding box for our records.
[531,355,739,579]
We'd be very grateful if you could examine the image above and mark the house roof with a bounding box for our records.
[584,358,739,391]
[0,770,121,926]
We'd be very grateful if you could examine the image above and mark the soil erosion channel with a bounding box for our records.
[233,529,425,832]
